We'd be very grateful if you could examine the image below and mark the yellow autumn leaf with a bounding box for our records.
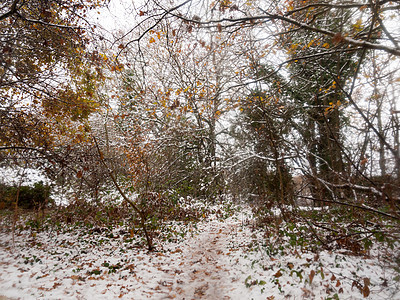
[149,37,156,43]
[352,19,364,32]
[322,43,330,49]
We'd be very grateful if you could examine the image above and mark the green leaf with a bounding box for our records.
[245,275,252,287]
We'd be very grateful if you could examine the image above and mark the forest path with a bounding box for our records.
[155,219,242,299]
[2,207,395,299]
[0,208,256,300]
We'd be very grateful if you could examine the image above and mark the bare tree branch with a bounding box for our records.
[0,0,20,21]
[164,3,400,56]
[301,196,400,220]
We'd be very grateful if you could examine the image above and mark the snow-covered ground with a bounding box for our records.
[0,205,399,299]
[0,168,51,187]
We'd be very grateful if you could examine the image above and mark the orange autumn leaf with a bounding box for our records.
[309,270,315,284]
[274,270,282,277]
[332,33,345,44]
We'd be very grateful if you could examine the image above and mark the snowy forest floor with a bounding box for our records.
[0,201,399,300]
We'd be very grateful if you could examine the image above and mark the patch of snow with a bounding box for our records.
[0,205,398,299]
[0,168,50,187]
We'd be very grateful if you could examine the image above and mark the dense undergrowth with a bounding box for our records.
[0,195,239,249]
[252,202,400,256]
[1,194,398,264]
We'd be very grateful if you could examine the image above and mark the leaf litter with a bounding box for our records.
[0,202,399,299]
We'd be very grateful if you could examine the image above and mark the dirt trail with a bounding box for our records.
[158,220,239,299]
[0,213,251,300]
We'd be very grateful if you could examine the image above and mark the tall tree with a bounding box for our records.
[0,0,107,168]
[113,11,255,198]
[280,4,362,198]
